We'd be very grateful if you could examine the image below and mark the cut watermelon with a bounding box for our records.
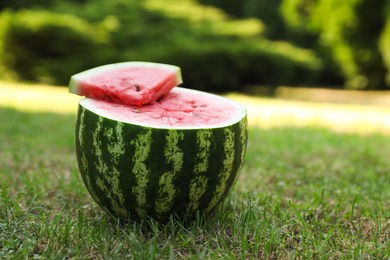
[69,62,182,106]
[70,62,248,220]
[76,88,247,220]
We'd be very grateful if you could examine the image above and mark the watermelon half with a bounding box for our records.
[69,62,182,106]
[71,62,248,221]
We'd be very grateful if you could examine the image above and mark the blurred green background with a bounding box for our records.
[1,0,389,92]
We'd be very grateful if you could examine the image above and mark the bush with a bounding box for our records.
[281,0,389,89]
[0,0,323,91]
[0,9,112,84]
[154,39,321,92]
[380,1,390,86]
[199,0,287,40]
[0,0,88,11]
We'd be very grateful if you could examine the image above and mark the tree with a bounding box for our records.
[282,0,389,89]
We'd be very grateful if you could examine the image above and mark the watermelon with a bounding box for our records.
[69,62,182,106]
[71,63,248,221]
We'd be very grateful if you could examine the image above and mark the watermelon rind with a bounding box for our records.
[75,88,248,221]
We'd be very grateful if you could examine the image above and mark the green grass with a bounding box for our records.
[0,82,389,259]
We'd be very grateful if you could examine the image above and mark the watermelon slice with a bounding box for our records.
[69,62,182,106]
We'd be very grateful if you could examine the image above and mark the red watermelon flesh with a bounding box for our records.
[69,62,182,106]
[80,87,246,129]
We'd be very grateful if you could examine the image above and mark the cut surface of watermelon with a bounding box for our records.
[80,87,246,129]
[69,62,182,106]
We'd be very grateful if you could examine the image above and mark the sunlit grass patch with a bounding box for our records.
[2,81,390,136]
[0,81,80,114]
[227,93,390,135]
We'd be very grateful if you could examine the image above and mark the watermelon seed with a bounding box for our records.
[134,85,141,92]
[155,96,164,103]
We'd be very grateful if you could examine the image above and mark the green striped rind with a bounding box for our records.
[75,103,248,221]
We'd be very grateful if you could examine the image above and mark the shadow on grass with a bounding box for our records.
[0,106,75,150]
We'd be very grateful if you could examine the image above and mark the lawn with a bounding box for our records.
[0,81,389,259]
